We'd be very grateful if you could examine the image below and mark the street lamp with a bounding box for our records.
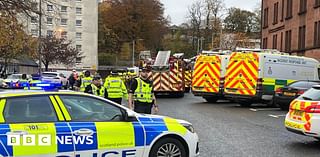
[132,39,144,67]
[38,0,42,73]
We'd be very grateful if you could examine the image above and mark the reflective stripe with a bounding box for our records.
[95,122,135,149]
[0,99,5,122]
[10,123,57,156]
[54,96,71,121]
[164,118,187,135]
[49,96,65,121]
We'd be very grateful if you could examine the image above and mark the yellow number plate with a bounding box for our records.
[284,92,296,96]
[285,120,303,129]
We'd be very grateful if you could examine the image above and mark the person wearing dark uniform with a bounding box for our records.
[128,67,158,114]
[84,77,107,98]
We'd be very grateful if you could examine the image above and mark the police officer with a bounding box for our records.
[128,67,158,114]
[84,77,107,98]
[104,71,127,104]
[80,70,93,92]
[20,74,30,89]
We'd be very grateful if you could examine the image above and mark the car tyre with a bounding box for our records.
[204,97,218,103]
[279,104,289,111]
[239,101,252,107]
[149,137,187,157]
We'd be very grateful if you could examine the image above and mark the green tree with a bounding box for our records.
[224,7,258,34]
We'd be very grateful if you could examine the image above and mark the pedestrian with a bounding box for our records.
[68,73,76,90]
[104,71,127,104]
[128,67,158,114]
[84,76,107,98]
[79,70,92,92]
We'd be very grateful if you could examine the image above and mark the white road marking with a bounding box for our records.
[249,108,280,112]
[268,114,286,118]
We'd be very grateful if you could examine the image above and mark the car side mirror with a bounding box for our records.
[123,109,136,121]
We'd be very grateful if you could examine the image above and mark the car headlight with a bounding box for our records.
[181,123,195,133]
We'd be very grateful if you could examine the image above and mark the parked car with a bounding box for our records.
[1,74,31,89]
[274,80,320,110]
[285,85,320,140]
[41,72,68,89]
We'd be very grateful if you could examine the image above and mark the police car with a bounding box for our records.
[0,90,199,157]
[285,85,320,140]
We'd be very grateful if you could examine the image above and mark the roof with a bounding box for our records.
[0,90,85,98]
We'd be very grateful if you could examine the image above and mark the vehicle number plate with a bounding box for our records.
[284,92,296,96]
[285,121,302,129]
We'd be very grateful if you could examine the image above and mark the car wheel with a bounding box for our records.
[239,101,252,107]
[279,104,289,111]
[204,97,218,103]
[149,137,187,157]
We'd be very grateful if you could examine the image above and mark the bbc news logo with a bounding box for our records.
[7,134,94,146]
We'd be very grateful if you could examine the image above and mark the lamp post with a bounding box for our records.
[38,0,42,73]
[132,39,143,67]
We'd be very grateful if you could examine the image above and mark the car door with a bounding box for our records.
[0,95,74,157]
[56,94,145,157]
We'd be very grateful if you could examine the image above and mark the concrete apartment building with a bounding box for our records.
[262,0,320,60]
[22,0,98,70]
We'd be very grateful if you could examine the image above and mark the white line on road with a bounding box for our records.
[249,108,280,112]
[268,114,286,118]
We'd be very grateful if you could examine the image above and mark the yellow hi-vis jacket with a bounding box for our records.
[91,84,106,97]
[80,77,93,92]
[134,78,153,103]
[104,76,127,99]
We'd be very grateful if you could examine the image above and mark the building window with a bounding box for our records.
[273,2,279,25]
[76,45,82,51]
[47,17,53,25]
[61,19,68,26]
[31,29,38,36]
[273,34,278,49]
[263,37,268,49]
[314,21,320,47]
[76,0,82,2]
[61,31,67,38]
[280,32,284,51]
[31,2,38,11]
[315,0,320,8]
[298,25,306,50]
[76,57,82,63]
[76,20,82,26]
[31,16,37,23]
[61,6,67,13]
[281,0,284,21]
[286,0,293,19]
[76,7,82,14]
[47,30,53,36]
[263,7,269,28]
[285,30,292,52]
[76,32,82,40]
[299,0,307,14]
[47,4,53,12]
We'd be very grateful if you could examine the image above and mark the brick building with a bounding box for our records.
[262,0,320,60]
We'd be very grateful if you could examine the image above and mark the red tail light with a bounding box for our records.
[297,90,305,95]
[256,78,263,90]
[275,88,283,94]
[304,103,320,113]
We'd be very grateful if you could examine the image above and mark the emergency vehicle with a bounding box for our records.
[184,59,193,93]
[0,89,199,157]
[150,51,186,97]
[224,50,320,107]
[192,51,230,102]
[285,85,320,140]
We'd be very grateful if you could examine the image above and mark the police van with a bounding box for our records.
[0,90,199,157]
[224,50,320,107]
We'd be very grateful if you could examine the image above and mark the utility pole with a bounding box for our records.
[38,0,42,73]
[132,40,135,67]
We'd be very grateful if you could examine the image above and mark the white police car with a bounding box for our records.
[0,90,199,157]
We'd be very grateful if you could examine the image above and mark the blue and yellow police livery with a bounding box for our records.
[0,90,199,157]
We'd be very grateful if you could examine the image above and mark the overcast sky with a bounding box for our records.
[161,0,260,25]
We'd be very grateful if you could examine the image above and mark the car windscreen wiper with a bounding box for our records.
[302,96,313,100]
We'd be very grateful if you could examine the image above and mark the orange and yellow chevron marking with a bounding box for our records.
[152,61,184,92]
[288,100,317,132]
[184,70,192,87]
[192,55,221,93]
[224,52,259,96]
